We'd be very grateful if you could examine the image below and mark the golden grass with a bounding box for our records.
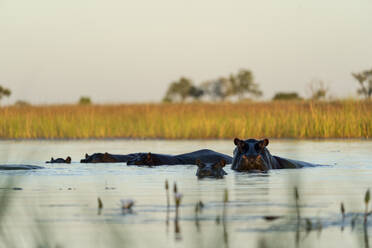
[0,101,371,139]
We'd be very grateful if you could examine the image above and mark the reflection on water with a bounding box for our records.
[365,222,370,248]
[0,139,372,247]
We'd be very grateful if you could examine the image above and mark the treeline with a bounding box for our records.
[0,67,371,106]
[163,67,372,102]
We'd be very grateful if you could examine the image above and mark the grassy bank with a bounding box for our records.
[0,101,371,139]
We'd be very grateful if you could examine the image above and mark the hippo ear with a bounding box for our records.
[85,153,89,159]
[214,159,226,169]
[220,159,226,167]
[234,138,242,146]
[147,152,152,160]
[51,157,54,161]
[66,156,71,163]
[234,137,246,152]
[103,152,111,159]
[259,138,269,149]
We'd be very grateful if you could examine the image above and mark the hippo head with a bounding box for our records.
[47,156,72,163]
[65,156,71,164]
[127,153,156,166]
[80,153,117,163]
[196,159,227,179]
[232,138,270,172]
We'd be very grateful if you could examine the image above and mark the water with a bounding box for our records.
[0,139,372,248]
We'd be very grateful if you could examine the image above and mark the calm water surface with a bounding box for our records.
[0,139,372,248]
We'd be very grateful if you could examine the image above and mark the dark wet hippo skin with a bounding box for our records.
[196,159,227,179]
[46,156,71,164]
[231,138,318,172]
[80,153,137,163]
[0,165,44,170]
[126,149,233,166]
[81,149,232,166]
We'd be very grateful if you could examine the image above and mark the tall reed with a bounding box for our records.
[0,100,371,139]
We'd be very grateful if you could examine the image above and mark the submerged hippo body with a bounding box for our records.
[126,149,233,166]
[0,164,44,170]
[232,138,318,172]
[80,153,137,163]
[46,156,71,164]
[196,159,227,179]
[81,149,232,166]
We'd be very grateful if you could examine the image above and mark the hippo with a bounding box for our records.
[126,149,232,166]
[81,149,233,166]
[80,153,137,163]
[0,164,44,170]
[46,156,71,164]
[196,159,227,179]
[232,138,318,172]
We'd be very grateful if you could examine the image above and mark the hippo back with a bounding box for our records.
[127,149,233,166]
[176,149,233,165]
[273,156,319,169]
[0,164,44,170]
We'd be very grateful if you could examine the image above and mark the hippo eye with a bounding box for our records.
[238,143,247,152]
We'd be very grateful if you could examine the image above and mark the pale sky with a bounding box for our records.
[1,0,371,104]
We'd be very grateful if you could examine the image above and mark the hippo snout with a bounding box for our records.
[197,170,213,178]
[242,154,261,163]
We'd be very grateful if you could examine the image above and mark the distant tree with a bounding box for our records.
[201,77,231,101]
[232,69,262,100]
[352,69,372,99]
[307,80,329,100]
[273,92,302,101]
[14,100,30,107]
[163,77,203,102]
[162,96,173,103]
[79,96,92,105]
[201,70,262,101]
[188,86,204,100]
[228,74,238,96]
[0,85,11,104]
[162,69,261,103]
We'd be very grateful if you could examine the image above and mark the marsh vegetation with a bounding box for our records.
[0,100,371,139]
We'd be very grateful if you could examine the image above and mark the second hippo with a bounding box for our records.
[126,149,232,166]
[81,149,232,166]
